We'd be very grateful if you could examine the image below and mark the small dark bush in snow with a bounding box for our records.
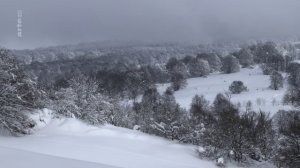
[229,81,247,94]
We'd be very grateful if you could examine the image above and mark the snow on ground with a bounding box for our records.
[0,146,116,168]
[0,110,276,168]
[0,110,216,168]
[157,66,293,115]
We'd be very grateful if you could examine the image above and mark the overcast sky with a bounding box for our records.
[1,0,300,49]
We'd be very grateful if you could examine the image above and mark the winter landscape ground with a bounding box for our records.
[0,110,216,168]
[0,109,274,168]
[0,66,290,168]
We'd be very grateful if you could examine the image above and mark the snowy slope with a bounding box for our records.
[158,66,293,115]
[0,112,216,168]
[0,110,276,168]
[0,146,116,168]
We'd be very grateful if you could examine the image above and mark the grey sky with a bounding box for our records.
[1,0,300,49]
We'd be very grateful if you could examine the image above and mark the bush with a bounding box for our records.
[229,81,248,94]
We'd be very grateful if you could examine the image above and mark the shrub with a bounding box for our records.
[229,81,248,94]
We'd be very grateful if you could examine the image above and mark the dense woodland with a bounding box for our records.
[1,41,300,167]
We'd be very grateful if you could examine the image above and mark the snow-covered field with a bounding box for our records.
[0,147,115,168]
[158,66,293,115]
[0,110,216,168]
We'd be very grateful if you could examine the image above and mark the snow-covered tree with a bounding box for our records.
[50,72,115,125]
[260,63,274,75]
[125,70,149,102]
[102,100,135,128]
[190,95,210,122]
[187,58,210,77]
[197,53,222,72]
[270,71,283,90]
[251,42,286,71]
[284,62,300,106]
[234,48,254,68]
[201,96,275,163]
[274,110,300,168]
[152,90,185,140]
[134,87,187,140]
[221,55,240,74]
[0,49,40,135]
[198,59,210,77]
[133,87,161,132]
[213,93,232,114]
[166,57,189,77]
[186,95,213,145]
[171,73,187,91]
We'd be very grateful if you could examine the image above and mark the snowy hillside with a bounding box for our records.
[0,147,116,168]
[0,111,216,168]
[158,66,293,114]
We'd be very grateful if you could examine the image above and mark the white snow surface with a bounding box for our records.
[0,110,216,168]
[158,66,293,115]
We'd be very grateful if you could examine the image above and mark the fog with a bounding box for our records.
[1,0,300,49]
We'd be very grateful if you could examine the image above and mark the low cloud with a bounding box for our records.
[1,0,300,49]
